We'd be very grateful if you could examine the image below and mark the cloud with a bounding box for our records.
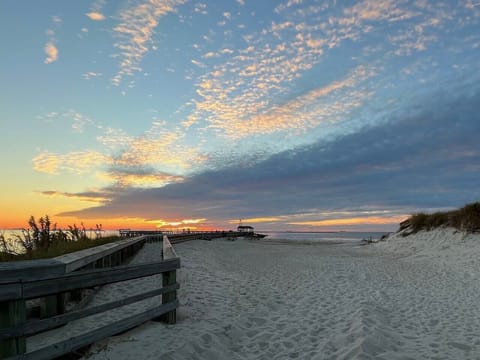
[44,42,58,64]
[191,59,206,68]
[182,0,468,148]
[96,127,134,151]
[44,16,61,64]
[39,190,111,203]
[144,217,207,229]
[38,109,94,133]
[86,12,106,21]
[188,4,375,137]
[112,0,186,87]
[100,166,184,187]
[33,114,204,191]
[87,0,107,21]
[33,151,111,175]
[82,72,103,80]
[193,64,376,138]
[342,0,417,23]
[59,85,480,228]
[108,121,205,171]
[67,110,94,133]
[194,3,207,14]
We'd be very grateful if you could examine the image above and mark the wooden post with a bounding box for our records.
[0,299,26,357]
[41,293,65,318]
[161,270,177,324]
[102,255,111,268]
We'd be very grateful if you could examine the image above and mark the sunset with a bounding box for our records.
[1,2,480,359]
[1,0,479,232]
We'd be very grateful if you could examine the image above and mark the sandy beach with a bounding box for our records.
[76,229,480,359]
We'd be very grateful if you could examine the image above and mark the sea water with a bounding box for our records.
[262,231,389,243]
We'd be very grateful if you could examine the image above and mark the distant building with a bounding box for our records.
[237,225,254,233]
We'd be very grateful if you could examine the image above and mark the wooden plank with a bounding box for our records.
[0,260,65,284]
[54,237,146,273]
[22,258,180,300]
[160,270,177,324]
[0,300,26,358]
[40,295,57,319]
[39,293,65,319]
[0,285,22,303]
[5,300,179,360]
[162,235,178,260]
[0,283,180,340]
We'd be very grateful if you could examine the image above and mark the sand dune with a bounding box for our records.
[83,231,480,359]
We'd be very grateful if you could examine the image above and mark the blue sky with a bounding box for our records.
[0,0,479,231]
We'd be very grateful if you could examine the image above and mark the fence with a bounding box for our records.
[0,235,179,360]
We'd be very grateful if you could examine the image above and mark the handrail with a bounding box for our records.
[0,258,179,301]
[54,236,147,273]
[163,235,178,260]
[0,235,180,359]
[0,283,180,340]
[5,301,179,360]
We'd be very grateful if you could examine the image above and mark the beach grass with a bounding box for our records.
[0,234,120,261]
[0,215,120,262]
[401,202,480,234]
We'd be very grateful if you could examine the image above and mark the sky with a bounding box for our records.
[0,0,479,232]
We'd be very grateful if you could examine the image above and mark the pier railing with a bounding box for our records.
[0,235,179,360]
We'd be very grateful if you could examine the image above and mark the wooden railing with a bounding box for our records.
[0,235,179,360]
[119,229,249,240]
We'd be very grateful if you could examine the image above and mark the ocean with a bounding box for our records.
[1,229,389,254]
[262,231,389,243]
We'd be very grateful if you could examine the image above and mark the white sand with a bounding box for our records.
[81,230,480,359]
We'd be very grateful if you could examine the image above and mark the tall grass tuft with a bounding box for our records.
[402,202,480,234]
[1,215,119,261]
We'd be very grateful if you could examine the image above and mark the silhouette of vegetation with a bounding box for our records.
[0,215,119,261]
[400,202,480,235]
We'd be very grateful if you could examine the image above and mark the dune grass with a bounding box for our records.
[0,215,120,262]
[400,202,480,234]
[0,235,120,261]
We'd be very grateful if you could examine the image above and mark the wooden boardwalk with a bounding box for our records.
[0,235,179,360]
[0,231,249,359]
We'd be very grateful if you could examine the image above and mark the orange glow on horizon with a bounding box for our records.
[0,207,220,232]
[289,215,408,227]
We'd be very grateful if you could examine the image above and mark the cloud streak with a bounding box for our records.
[33,151,110,175]
[44,43,58,64]
[112,0,186,87]
[44,16,61,64]
[39,190,111,203]
[86,12,105,21]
